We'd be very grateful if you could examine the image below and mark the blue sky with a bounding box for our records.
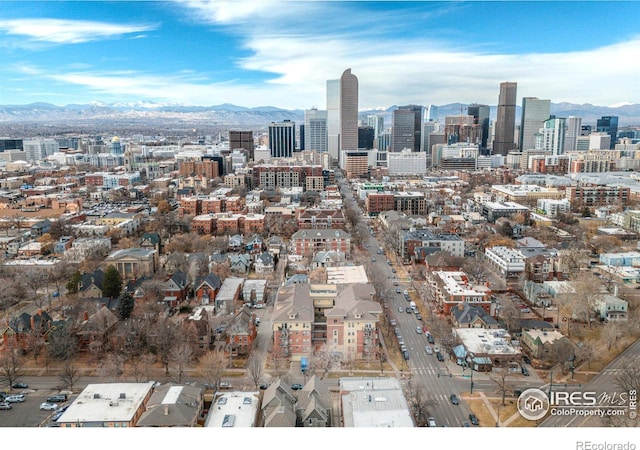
[1,1,639,109]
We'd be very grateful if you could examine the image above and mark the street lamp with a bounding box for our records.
[466,354,475,394]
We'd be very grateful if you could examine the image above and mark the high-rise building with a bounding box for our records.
[229,130,254,161]
[426,104,439,122]
[538,116,566,155]
[391,108,418,152]
[339,69,359,156]
[367,114,385,138]
[304,108,327,153]
[493,82,517,155]
[444,115,481,146]
[596,116,619,149]
[0,139,23,152]
[326,79,341,161]
[358,126,375,149]
[467,104,491,151]
[520,97,551,151]
[268,120,296,158]
[564,117,582,152]
[421,121,439,153]
[393,105,423,152]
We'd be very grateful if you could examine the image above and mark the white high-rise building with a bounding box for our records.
[564,116,582,152]
[326,79,340,162]
[23,138,59,162]
[520,97,551,151]
[538,117,566,155]
[367,114,385,138]
[426,104,439,122]
[304,108,327,153]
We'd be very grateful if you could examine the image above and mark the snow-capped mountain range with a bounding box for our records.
[0,101,639,128]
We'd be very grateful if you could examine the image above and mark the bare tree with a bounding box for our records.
[153,318,178,375]
[59,360,81,391]
[199,350,228,390]
[0,340,23,390]
[169,341,194,384]
[404,379,435,426]
[16,268,48,307]
[247,353,264,389]
[490,364,511,406]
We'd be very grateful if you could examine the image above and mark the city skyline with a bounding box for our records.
[1,1,640,110]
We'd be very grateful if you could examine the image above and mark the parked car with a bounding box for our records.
[462,421,471,427]
[425,345,433,355]
[290,383,304,390]
[12,382,28,389]
[426,333,435,344]
[46,394,67,403]
[40,402,57,411]
[416,326,422,334]
[405,307,412,313]
[415,313,422,321]
[436,351,444,362]
[219,382,232,389]
[450,394,460,405]
[521,366,530,376]
[5,394,25,403]
[259,382,270,390]
[0,402,12,410]
[469,414,479,426]
[523,355,532,365]
[428,417,437,427]
[402,350,410,360]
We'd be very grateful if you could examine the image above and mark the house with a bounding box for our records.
[451,303,500,329]
[125,276,152,299]
[312,251,345,269]
[245,234,264,254]
[215,277,244,315]
[54,236,74,254]
[205,391,260,427]
[521,328,571,360]
[78,269,105,298]
[253,252,275,274]
[227,306,258,356]
[339,377,414,427]
[0,310,54,351]
[76,306,119,354]
[185,307,214,352]
[595,295,628,322]
[163,271,190,307]
[30,219,51,237]
[194,273,222,306]
[290,229,351,258]
[228,234,244,251]
[243,279,267,307]
[136,384,204,427]
[229,253,251,273]
[295,375,331,427]
[261,379,297,428]
[140,232,162,253]
[266,235,284,256]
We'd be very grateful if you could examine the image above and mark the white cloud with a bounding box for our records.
[0,18,157,45]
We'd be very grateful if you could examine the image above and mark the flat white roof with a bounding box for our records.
[455,328,519,356]
[204,391,259,427]
[58,382,153,424]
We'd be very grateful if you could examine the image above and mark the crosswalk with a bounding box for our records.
[411,367,448,376]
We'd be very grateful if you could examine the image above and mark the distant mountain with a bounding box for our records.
[0,101,638,130]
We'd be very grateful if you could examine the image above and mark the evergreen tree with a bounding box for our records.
[117,292,135,320]
[66,271,82,295]
[103,265,123,299]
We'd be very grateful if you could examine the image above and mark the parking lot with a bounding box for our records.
[0,389,71,427]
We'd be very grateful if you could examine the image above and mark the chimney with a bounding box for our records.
[37,308,42,316]
[164,404,169,416]
[83,311,89,321]
[457,303,464,311]
[30,315,35,330]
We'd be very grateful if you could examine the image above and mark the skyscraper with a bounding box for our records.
[391,108,416,152]
[229,130,254,160]
[397,104,423,152]
[304,108,327,152]
[520,97,551,151]
[564,116,582,152]
[426,104,439,122]
[467,103,490,151]
[596,116,619,149]
[326,78,340,161]
[367,114,385,139]
[493,82,517,155]
[268,120,296,158]
[539,116,566,155]
[339,68,359,156]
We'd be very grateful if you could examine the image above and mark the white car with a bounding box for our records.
[40,402,58,411]
[5,394,25,403]
[425,345,433,355]
[416,326,422,334]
